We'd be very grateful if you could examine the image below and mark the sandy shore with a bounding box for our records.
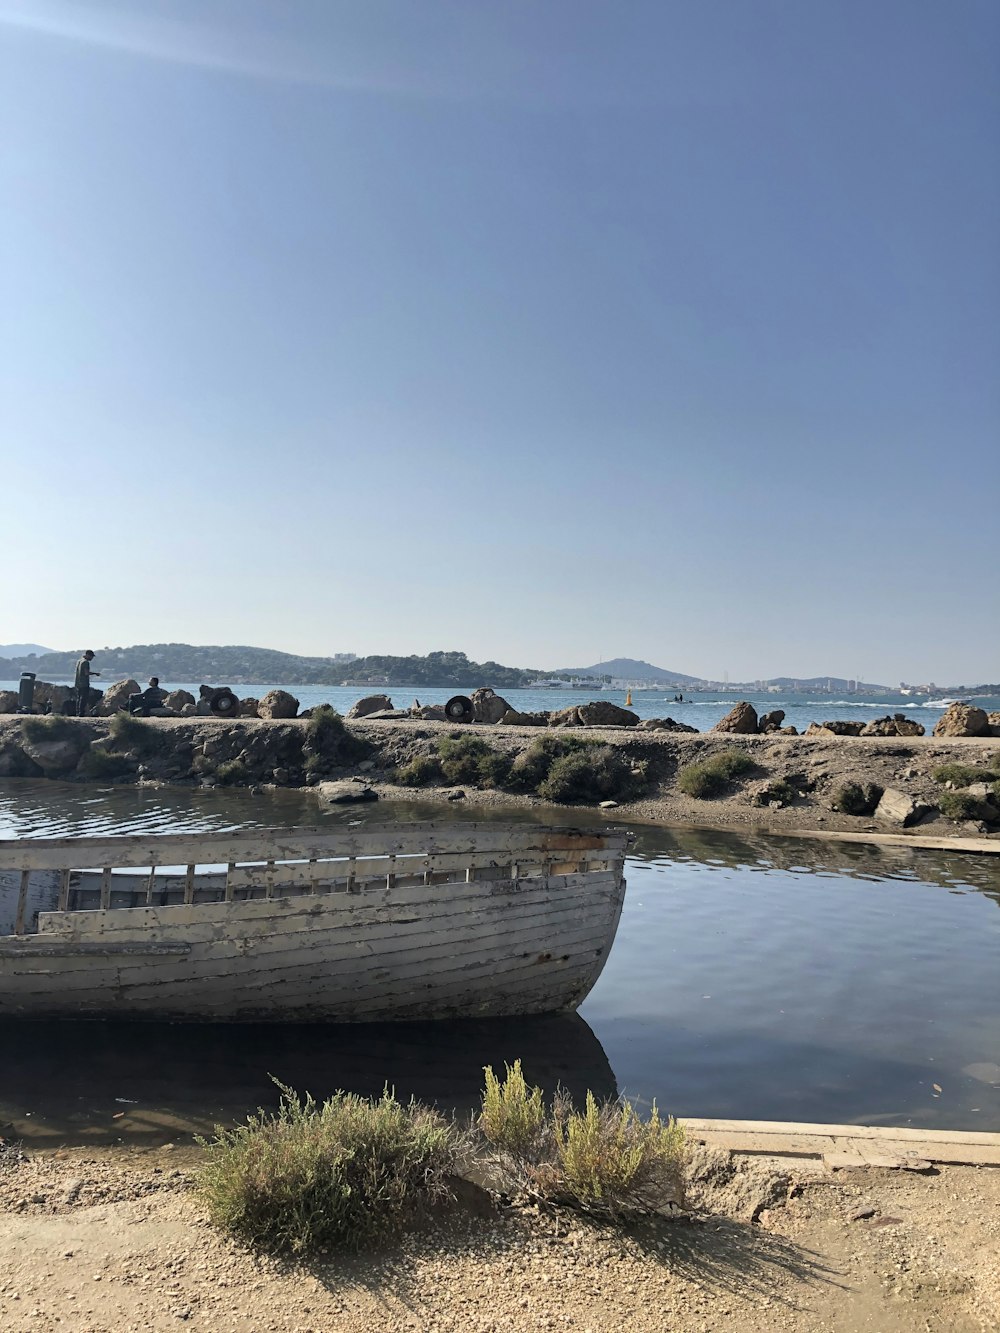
[0,1142,997,1332]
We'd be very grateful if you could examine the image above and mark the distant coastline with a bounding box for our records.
[0,642,994,695]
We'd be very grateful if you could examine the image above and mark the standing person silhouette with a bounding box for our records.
[74,649,100,716]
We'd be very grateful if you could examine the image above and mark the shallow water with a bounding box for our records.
[0,779,997,1142]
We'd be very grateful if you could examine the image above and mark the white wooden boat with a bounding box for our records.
[0,822,628,1022]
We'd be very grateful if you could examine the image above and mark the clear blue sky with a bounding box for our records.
[2,0,997,683]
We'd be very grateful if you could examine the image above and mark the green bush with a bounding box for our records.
[302,705,371,774]
[20,715,81,744]
[396,753,444,786]
[933,762,1000,786]
[830,781,884,816]
[505,735,593,793]
[215,759,250,786]
[436,736,511,788]
[197,1082,457,1255]
[938,790,999,823]
[536,747,641,804]
[108,712,165,757]
[676,750,756,799]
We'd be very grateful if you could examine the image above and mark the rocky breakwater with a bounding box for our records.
[2,688,999,843]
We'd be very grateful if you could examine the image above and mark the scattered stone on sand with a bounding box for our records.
[875,787,930,827]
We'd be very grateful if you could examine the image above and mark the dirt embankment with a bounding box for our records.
[0,1143,997,1332]
[1,715,999,846]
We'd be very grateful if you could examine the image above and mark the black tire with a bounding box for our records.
[444,694,473,722]
[210,690,239,717]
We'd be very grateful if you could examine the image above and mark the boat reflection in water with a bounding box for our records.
[0,1011,617,1147]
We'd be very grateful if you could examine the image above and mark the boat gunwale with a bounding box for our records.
[0,822,630,873]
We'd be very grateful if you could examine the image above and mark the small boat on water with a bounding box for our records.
[0,822,628,1023]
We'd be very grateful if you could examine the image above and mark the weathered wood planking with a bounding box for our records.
[0,823,627,872]
[0,825,628,1022]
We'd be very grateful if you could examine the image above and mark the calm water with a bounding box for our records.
[0,780,997,1142]
[5,679,999,736]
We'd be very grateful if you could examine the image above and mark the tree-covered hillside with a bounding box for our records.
[0,644,541,689]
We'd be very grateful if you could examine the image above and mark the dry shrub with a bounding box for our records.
[831,781,883,816]
[479,1059,546,1156]
[197,1081,458,1255]
[477,1063,685,1218]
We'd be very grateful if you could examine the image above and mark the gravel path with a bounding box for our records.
[0,1145,997,1332]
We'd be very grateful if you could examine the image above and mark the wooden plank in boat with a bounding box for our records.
[35,870,619,935]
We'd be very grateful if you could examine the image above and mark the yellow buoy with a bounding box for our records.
[625,690,632,707]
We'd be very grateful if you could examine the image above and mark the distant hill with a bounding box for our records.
[557,658,705,685]
[0,643,56,657]
[0,643,540,690]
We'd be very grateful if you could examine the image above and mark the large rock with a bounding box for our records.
[805,720,864,737]
[499,709,550,726]
[712,702,758,735]
[0,691,18,714]
[347,694,394,720]
[548,706,582,727]
[30,681,75,714]
[239,697,260,718]
[860,713,925,737]
[757,710,785,734]
[20,731,89,775]
[933,703,989,738]
[257,689,300,720]
[637,717,699,733]
[163,689,195,712]
[411,704,448,721]
[575,701,640,727]
[97,678,141,715]
[875,787,929,827]
[470,688,512,725]
[989,711,1000,738]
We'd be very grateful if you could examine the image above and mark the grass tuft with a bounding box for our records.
[676,751,756,799]
[197,1081,458,1256]
[304,705,370,769]
[938,790,999,823]
[108,712,165,757]
[20,715,81,744]
[396,753,444,786]
[933,762,1000,786]
[214,758,250,786]
[77,747,134,779]
[830,781,884,816]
